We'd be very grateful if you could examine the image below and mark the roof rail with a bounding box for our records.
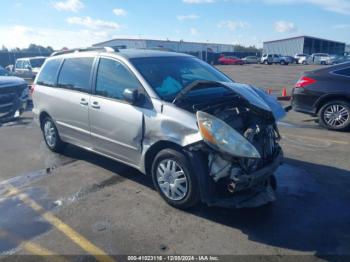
[50,46,119,57]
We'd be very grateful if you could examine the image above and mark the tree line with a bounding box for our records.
[1,44,55,54]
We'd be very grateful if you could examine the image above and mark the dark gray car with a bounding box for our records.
[0,76,28,122]
[293,62,350,131]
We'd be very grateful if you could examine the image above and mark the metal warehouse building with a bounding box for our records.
[346,44,350,55]
[93,38,235,59]
[263,36,346,56]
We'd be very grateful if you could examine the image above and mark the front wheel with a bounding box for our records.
[42,117,66,152]
[319,101,350,131]
[151,149,200,209]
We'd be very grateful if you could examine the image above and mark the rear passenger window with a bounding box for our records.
[58,57,94,93]
[334,67,350,77]
[95,58,140,101]
[36,59,62,87]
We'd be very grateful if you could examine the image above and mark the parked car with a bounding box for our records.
[292,62,350,131]
[32,48,285,209]
[14,57,46,80]
[0,76,28,122]
[242,56,259,64]
[294,54,308,64]
[218,55,244,65]
[261,54,292,65]
[306,53,332,65]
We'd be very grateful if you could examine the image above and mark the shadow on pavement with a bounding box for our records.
[63,146,350,257]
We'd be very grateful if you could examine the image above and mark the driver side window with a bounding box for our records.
[96,58,141,101]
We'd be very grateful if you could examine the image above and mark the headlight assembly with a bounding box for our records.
[197,111,261,159]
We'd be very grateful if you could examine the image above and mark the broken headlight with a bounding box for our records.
[196,111,261,159]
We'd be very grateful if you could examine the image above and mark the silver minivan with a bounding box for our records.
[32,48,285,209]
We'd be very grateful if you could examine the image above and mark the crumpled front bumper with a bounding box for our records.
[190,148,284,209]
[0,88,28,123]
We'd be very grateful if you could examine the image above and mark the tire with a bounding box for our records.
[41,116,66,152]
[280,60,285,65]
[319,100,350,131]
[302,61,307,65]
[151,149,200,209]
[264,60,268,65]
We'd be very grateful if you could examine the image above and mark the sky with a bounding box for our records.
[0,0,349,49]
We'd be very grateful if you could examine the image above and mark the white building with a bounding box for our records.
[93,38,235,60]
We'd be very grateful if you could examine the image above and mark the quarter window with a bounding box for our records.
[58,57,94,93]
[36,58,62,87]
[95,58,140,101]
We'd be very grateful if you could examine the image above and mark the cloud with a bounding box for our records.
[113,8,127,16]
[333,24,350,29]
[190,27,199,35]
[274,20,297,33]
[53,0,84,12]
[263,0,350,15]
[0,25,112,49]
[182,0,215,4]
[66,16,121,30]
[217,20,249,31]
[177,14,199,21]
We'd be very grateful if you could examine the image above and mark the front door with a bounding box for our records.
[89,57,145,166]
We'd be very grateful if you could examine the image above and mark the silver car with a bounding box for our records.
[14,57,46,80]
[32,48,285,209]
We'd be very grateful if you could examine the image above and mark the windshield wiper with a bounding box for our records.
[172,80,229,105]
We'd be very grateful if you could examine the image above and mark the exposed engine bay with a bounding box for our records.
[174,82,284,207]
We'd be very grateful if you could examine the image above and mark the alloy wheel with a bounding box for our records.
[323,104,350,128]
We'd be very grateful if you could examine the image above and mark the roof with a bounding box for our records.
[48,48,192,60]
[93,38,234,47]
[117,49,192,59]
[264,36,346,45]
[16,56,47,61]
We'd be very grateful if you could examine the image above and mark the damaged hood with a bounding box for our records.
[223,82,286,120]
[0,76,27,89]
[174,80,286,121]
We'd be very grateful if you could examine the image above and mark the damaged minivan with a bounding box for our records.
[32,48,285,209]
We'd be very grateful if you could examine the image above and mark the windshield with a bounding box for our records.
[131,56,232,101]
[30,58,46,68]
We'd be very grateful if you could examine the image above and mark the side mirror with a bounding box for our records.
[25,65,32,71]
[123,88,138,104]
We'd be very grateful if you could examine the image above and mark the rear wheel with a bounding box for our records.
[151,149,200,209]
[319,101,350,131]
[42,117,66,152]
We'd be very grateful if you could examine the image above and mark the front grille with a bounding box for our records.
[241,125,280,172]
[0,85,24,117]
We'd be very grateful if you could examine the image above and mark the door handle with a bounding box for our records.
[80,98,88,106]
[91,101,100,109]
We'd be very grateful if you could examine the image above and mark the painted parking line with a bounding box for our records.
[6,185,117,262]
[281,133,349,145]
[0,229,67,261]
